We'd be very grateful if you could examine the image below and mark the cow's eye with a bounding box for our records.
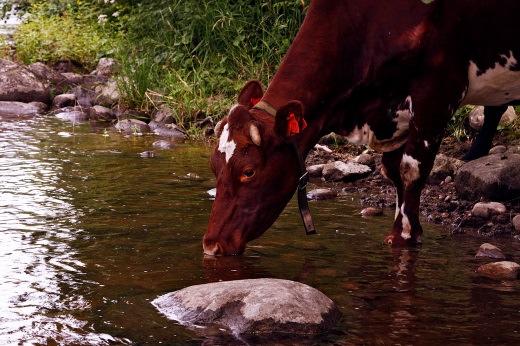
[241,168,255,181]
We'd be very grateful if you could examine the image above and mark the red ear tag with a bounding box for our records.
[250,97,261,106]
[287,113,301,136]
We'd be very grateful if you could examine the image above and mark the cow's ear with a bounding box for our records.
[274,100,307,138]
[238,80,264,108]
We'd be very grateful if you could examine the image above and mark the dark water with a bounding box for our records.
[1,115,520,345]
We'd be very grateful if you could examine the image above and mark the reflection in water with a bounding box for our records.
[1,116,520,344]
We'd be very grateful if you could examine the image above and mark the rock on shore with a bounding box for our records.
[152,278,340,337]
[0,59,50,103]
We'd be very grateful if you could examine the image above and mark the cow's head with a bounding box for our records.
[203,81,311,256]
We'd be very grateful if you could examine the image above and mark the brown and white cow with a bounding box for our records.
[204,0,520,255]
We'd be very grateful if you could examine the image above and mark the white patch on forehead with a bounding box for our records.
[463,51,520,106]
[400,204,412,239]
[400,153,420,188]
[218,123,236,163]
[346,96,413,153]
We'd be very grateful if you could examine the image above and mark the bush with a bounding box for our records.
[14,13,115,69]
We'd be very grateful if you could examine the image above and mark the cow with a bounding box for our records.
[203,0,520,256]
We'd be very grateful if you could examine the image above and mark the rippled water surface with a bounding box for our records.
[1,115,520,345]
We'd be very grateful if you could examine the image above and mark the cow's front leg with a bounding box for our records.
[383,121,445,246]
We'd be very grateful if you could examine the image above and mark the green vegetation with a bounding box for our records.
[7,0,307,131]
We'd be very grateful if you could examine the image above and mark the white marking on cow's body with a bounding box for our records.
[463,51,520,106]
[400,203,412,239]
[345,96,413,153]
[400,153,420,187]
[218,124,236,163]
[423,140,429,148]
[395,195,400,220]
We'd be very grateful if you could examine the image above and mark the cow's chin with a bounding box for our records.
[202,226,268,257]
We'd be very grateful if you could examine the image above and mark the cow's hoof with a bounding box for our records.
[384,233,422,247]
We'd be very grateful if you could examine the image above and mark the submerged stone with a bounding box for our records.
[476,261,520,280]
[307,188,337,201]
[152,278,340,337]
[475,243,506,260]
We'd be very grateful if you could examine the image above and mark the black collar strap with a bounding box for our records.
[253,99,317,236]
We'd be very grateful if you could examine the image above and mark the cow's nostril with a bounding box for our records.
[203,241,223,256]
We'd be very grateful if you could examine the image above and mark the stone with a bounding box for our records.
[0,59,50,103]
[429,154,464,185]
[95,80,120,107]
[152,139,173,149]
[139,151,155,158]
[152,278,340,337]
[475,243,506,260]
[207,188,217,198]
[354,153,375,167]
[71,86,96,108]
[149,121,187,140]
[152,104,176,124]
[314,144,333,153]
[360,207,383,217]
[0,101,43,117]
[307,188,337,201]
[93,58,117,77]
[62,72,85,85]
[489,145,507,155]
[54,109,89,122]
[455,153,520,200]
[195,116,213,129]
[27,62,68,92]
[306,164,325,178]
[513,215,520,232]
[322,161,372,182]
[29,102,48,113]
[114,119,150,134]
[52,93,76,109]
[469,106,517,130]
[88,105,115,121]
[471,202,507,219]
[476,261,520,280]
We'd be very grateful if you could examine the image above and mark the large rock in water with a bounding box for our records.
[429,154,464,184]
[152,278,340,337]
[0,59,50,103]
[0,101,43,117]
[455,152,520,200]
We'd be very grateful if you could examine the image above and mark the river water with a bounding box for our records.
[1,114,520,344]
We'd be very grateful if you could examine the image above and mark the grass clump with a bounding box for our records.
[14,13,114,69]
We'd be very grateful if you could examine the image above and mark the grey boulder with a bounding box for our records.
[307,188,337,200]
[429,154,464,185]
[114,119,150,135]
[477,261,520,280]
[52,93,76,109]
[152,278,340,337]
[0,101,44,117]
[322,161,372,182]
[0,59,50,103]
[55,109,89,122]
[149,121,187,140]
[475,243,506,260]
[93,58,118,77]
[95,79,120,107]
[89,105,115,121]
[455,153,520,200]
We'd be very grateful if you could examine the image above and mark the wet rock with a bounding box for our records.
[27,62,68,92]
[95,80,120,107]
[455,153,520,200]
[314,144,333,153]
[360,207,383,217]
[149,121,187,140]
[52,93,76,109]
[71,86,96,108]
[29,102,48,113]
[475,243,506,260]
[89,105,114,121]
[152,104,175,124]
[476,261,520,280]
[307,188,337,201]
[471,202,507,219]
[469,106,517,130]
[513,215,520,232]
[93,58,117,77]
[195,116,213,129]
[139,151,155,158]
[0,59,50,103]
[489,145,507,155]
[0,101,44,116]
[429,154,464,185]
[152,278,340,337]
[114,119,150,134]
[207,188,217,198]
[55,109,89,122]
[322,161,372,182]
[307,164,325,178]
[62,72,85,85]
[354,153,375,167]
[152,139,173,149]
